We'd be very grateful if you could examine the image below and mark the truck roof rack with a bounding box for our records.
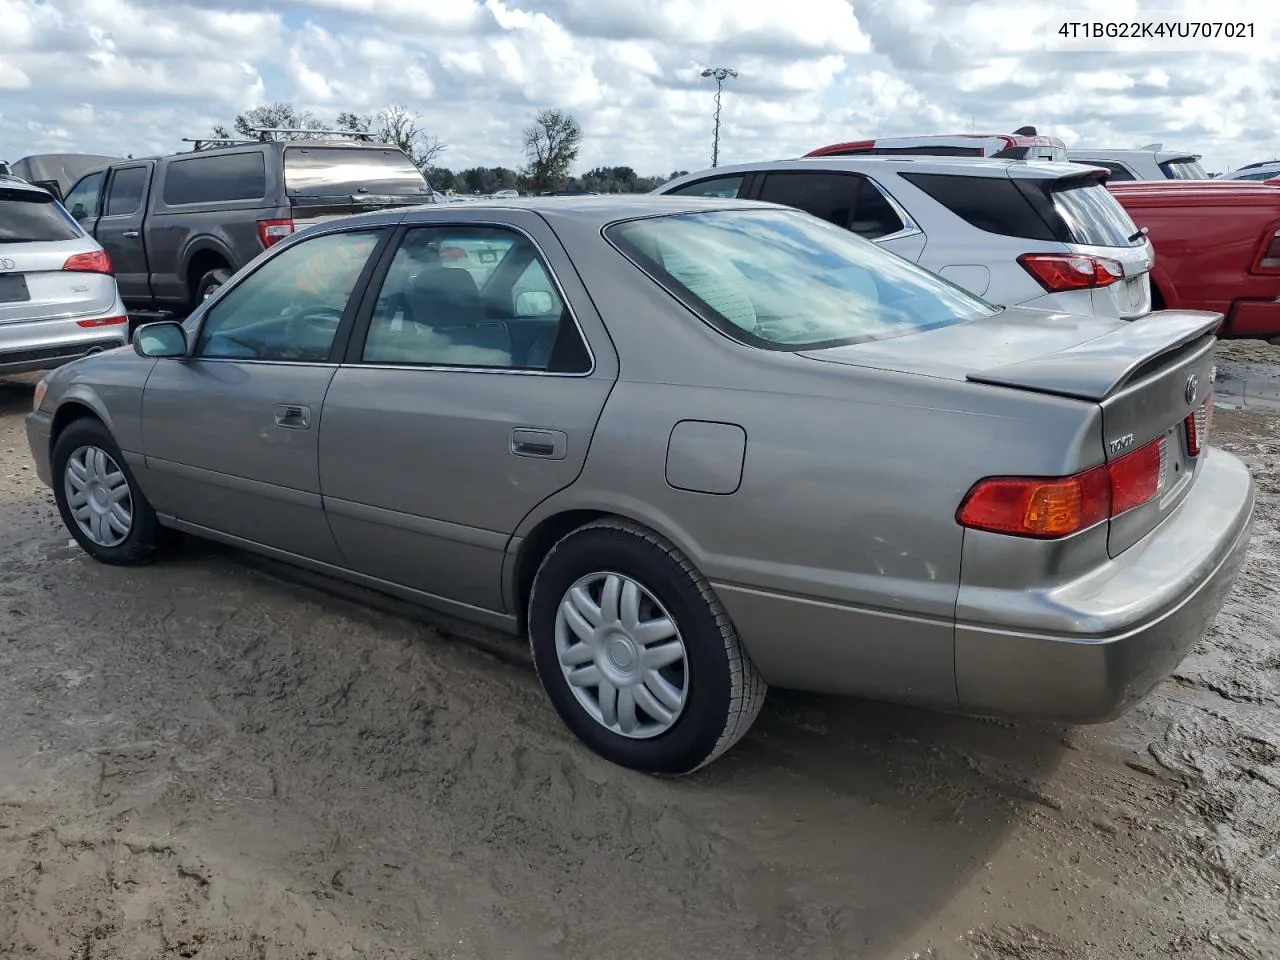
[248,127,377,142]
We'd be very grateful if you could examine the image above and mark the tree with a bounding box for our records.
[336,104,446,167]
[522,109,583,193]
[212,102,325,141]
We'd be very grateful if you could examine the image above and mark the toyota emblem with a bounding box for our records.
[0,258,15,271]
[1185,373,1199,405]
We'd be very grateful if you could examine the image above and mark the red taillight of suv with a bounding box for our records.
[257,218,295,248]
[62,250,113,274]
[1017,253,1124,292]
[1252,228,1280,272]
[957,437,1166,539]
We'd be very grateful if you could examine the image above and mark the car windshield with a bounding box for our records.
[606,208,997,350]
[0,189,82,242]
[1161,158,1207,180]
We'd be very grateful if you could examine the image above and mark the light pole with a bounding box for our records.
[700,66,737,168]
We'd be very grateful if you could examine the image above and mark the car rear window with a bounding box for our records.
[1048,181,1143,247]
[1160,158,1207,180]
[0,189,82,242]
[605,209,996,351]
[163,151,268,205]
[283,147,430,198]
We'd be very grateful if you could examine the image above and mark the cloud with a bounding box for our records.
[0,0,1276,176]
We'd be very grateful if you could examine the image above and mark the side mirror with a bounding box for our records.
[70,204,87,219]
[515,290,555,317]
[133,321,189,359]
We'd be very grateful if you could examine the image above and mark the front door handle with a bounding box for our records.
[274,404,311,429]
[121,230,141,239]
[511,427,567,460]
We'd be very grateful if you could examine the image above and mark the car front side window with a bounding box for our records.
[64,173,104,220]
[359,225,590,373]
[195,230,382,362]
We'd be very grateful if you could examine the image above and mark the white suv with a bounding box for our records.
[655,157,1154,320]
[1066,145,1208,181]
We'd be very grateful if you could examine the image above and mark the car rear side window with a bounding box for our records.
[900,173,1057,241]
[1079,161,1136,181]
[1160,158,1207,180]
[104,166,148,216]
[283,147,430,199]
[162,151,268,206]
[0,189,82,242]
[664,175,744,198]
[756,172,906,239]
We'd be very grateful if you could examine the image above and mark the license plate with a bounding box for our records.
[0,274,30,303]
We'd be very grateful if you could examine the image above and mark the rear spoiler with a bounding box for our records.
[966,311,1222,401]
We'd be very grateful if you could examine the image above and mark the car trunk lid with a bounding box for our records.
[801,307,1221,556]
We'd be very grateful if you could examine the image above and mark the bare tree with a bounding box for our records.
[338,104,447,167]
[215,102,326,141]
[522,109,583,192]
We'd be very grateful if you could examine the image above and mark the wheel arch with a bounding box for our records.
[50,394,112,449]
[505,499,709,633]
[181,239,237,297]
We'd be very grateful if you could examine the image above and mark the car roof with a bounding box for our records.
[1067,148,1200,163]
[388,194,784,227]
[669,156,1093,181]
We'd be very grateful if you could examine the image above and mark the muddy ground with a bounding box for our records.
[1,340,1278,960]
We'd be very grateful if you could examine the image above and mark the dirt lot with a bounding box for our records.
[1,341,1279,960]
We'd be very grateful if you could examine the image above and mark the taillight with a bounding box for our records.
[957,436,1166,539]
[62,250,113,274]
[1185,395,1213,456]
[76,315,128,328]
[257,218,295,248]
[1253,228,1280,272]
[1017,253,1124,292]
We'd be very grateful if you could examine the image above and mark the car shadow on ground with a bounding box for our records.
[0,376,39,415]
[224,545,1069,956]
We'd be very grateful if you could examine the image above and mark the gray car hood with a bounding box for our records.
[799,307,1222,402]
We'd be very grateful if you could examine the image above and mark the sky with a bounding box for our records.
[1,0,1277,177]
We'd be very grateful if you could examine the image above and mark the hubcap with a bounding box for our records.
[554,572,689,739]
[64,445,133,548]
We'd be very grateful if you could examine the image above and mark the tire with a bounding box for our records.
[52,417,167,566]
[194,267,231,306]
[528,519,767,774]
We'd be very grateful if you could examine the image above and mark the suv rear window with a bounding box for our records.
[283,147,429,198]
[1047,181,1142,247]
[163,151,268,205]
[0,189,82,242]
[1160,158,1207,180]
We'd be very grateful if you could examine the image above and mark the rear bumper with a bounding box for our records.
[954,448,1255,723]
[1225,298,1280,338]
[0,310,129,376]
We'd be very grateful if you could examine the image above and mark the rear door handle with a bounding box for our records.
[274,404,311,429]
[121,230,140,238]
[511,427,567,460]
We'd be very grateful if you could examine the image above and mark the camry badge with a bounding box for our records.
[0,258,15,270]
[1185,373,1199,405]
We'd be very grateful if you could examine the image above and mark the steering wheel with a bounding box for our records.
[289,304,346,328]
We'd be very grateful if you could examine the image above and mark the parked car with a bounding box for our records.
[806,127,1067,161]
[0,177,128,375]
[655,157,1154,319]
[26,197,1254,773]
[1217,160,1280,182]
[6,153,122,203]
[1106,179,1280,340]
[1067,145,1207,181]
[61,139,433,318]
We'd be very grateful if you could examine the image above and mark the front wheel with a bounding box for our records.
[52,418,167,566]
[528,519,767,774]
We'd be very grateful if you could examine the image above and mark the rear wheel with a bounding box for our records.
[528,519,766,774]
[52,418,166,566]
[194,267,231,305]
